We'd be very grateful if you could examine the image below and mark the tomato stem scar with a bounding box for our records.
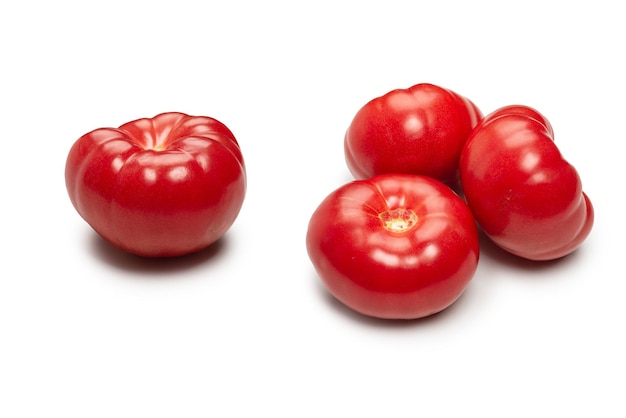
[379,208,418,233]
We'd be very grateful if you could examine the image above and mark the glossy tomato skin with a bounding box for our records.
[65,112,246,257]
[459,105,593,261]
[306,174,479,320]
[344,83,483,184]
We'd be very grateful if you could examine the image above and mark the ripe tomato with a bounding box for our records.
[344,83,483,184]
[306,174,479,320]
[459,105,594,261]
[65,112,246,258]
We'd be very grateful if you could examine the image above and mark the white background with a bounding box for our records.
[1,1,624,416]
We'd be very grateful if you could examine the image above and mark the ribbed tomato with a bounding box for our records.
[459,105,593,260]
[65,112,246,257]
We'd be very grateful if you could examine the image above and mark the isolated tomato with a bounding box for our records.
[306,174,479,320]
[65,112,246,257]
[459,105,593,261]
[344,83,483,184]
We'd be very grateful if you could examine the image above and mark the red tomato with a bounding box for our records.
[459,105,594,261]
[344,83,483,184]
[65,112,246,258]
[306,174,479,320]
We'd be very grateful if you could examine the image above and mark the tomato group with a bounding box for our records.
[65,112,246,257]
[344,83,483,185]
[459,105,594,260]
[306,174,479,320]
[309,87,594,319]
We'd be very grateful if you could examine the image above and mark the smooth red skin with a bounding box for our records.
[459,105,594,261]
[306,174,479,320]
[344,83,483,184]
[65,112,246,257]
